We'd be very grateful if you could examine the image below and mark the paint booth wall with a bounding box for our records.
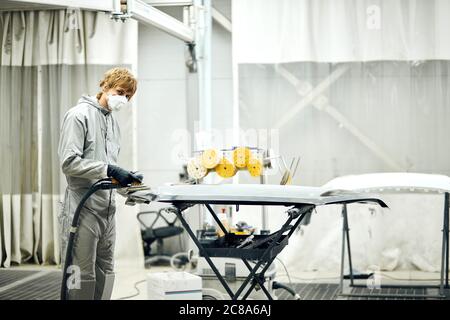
[136,4,233,254]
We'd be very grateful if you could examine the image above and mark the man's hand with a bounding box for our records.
[107,165,144,187]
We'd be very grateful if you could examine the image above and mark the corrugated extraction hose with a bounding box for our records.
[60,178,121,300]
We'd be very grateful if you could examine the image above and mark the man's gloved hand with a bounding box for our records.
[107,165,144,187]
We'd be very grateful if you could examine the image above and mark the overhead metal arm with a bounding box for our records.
[122,0,194,43]
[211,6,231,32]
[2,0,195,43]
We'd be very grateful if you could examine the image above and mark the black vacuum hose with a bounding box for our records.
[272,281,301,300]
[60,178,121,300]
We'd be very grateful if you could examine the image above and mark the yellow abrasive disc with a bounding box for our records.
[201,149,220,169]
[247,157,263,177]
[187,157,208,179]
[215,157,236,178]
[232,147,251,168]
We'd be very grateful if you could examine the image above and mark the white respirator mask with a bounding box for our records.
[107,94,128,112]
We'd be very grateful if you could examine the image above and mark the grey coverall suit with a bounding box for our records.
[58,95,120,300]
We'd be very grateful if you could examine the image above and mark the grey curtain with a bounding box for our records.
[0,64,121,267]
[0,9,137,267]
[0,66,37,266]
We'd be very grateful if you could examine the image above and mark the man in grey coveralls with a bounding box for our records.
[58,67,142,300]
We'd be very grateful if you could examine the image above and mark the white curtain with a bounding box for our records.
[232,0,450,273]
[233,0,450,63]
[0,10,142,268]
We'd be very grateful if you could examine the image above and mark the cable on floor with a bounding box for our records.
[116,279,147,300]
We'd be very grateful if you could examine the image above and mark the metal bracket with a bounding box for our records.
[110,0,195,43]
[185,42,197,73]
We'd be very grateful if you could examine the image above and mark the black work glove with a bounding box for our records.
[107,164,144,187]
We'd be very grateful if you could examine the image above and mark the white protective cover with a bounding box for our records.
[323,172,450,194]
[154,184,387,207]
[280,173,450,274]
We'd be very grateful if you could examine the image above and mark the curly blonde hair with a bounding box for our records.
[96,67,137,100]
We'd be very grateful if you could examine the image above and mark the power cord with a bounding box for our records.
[276,257,294,288]
[116,279,147,300]
[275,257,301,300]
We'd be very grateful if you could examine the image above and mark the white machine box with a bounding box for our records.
[147,271,202,300]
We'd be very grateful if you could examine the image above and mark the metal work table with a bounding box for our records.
[125,183,387,300]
